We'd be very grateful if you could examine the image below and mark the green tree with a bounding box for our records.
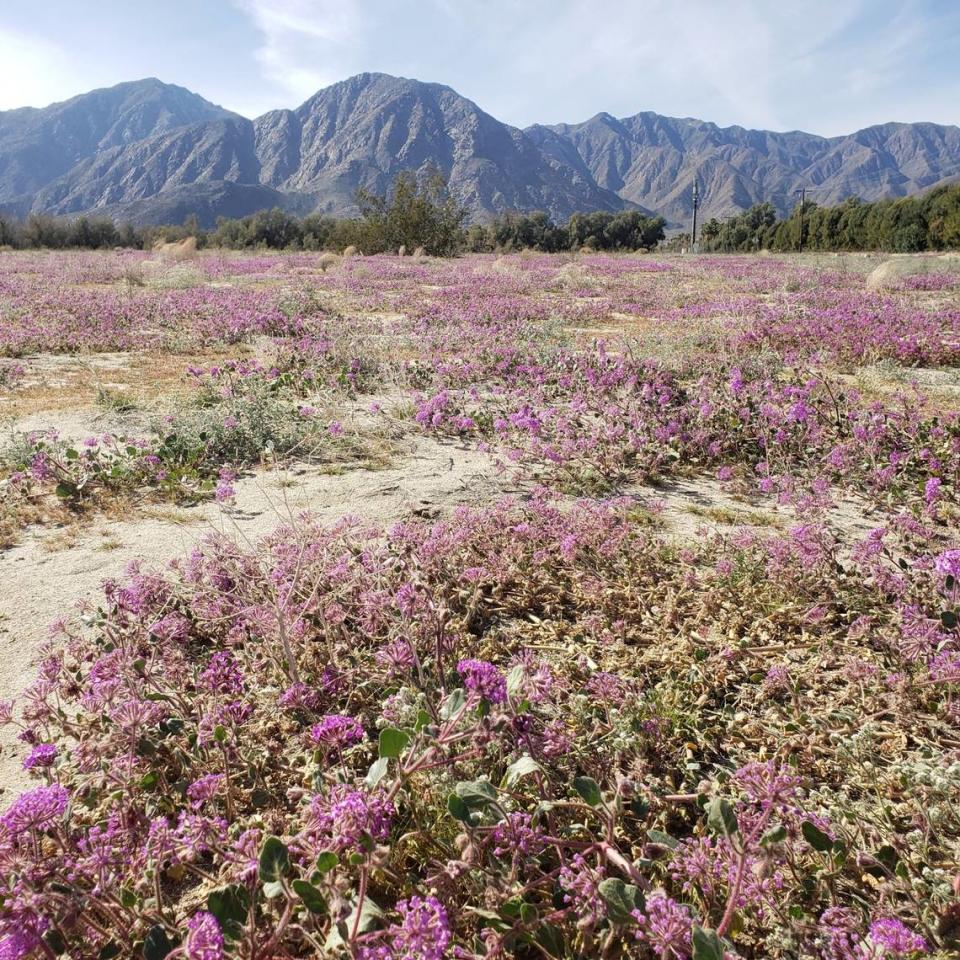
[356,170,468,256]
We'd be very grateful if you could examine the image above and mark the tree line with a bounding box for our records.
[699,183,960,253]
[4,176,960,256]
[0,172,665,256]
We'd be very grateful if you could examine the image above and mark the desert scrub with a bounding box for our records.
[3,499,958,958]
[0,360,25,389]
[3,250,960,957]
[0,364,386,540]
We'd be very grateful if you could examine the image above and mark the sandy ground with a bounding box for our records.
[0,435,509,800]
[0,433,879,801]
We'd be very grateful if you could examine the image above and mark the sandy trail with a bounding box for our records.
[0,436,509,799]
[0,442,878,801]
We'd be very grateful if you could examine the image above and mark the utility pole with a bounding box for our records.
[795,188,808,254]
[691,179,700,250]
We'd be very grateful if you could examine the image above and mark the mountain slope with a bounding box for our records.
[30,117,262,217]
[253,73,625,220]
[528,112,960,223]
[1,74,958,227]
[0,79,237,211]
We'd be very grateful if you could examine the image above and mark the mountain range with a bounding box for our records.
[1,73,958,228]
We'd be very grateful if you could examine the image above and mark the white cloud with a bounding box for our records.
[212,0,960,132]
[232,0,366,107]
[0,27,75,109]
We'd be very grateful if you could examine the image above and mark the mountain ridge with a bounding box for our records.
[1,74,958,227]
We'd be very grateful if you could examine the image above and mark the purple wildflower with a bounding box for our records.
[148,612,191,642]
[456,658,507,704]
[187,774,224,810]
[633,895,694,959]
[392,896,452,960]
[866,917,928,956]
[559,854,606,926]
[358,896,452,960]
[185,911,224,960]
[199,651,245,694]
[309,714,365,747]
[302,785,394,854]
[1,784,69,835]
[215,479,236,503]
[491,812,545,859]
[278,682,323,711]
[22,743,57,770]
[934,549,960,579]
[762,665,790,697]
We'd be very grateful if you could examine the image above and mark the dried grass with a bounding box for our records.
[153,236,198,262]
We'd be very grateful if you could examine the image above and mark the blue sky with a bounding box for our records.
[1,0,958,135]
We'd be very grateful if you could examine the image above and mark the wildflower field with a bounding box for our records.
[1,248,959,959]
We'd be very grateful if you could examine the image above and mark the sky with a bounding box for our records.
[1,0,958,135]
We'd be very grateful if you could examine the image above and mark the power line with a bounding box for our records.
[691,179,700,250]
[795,188,812,254]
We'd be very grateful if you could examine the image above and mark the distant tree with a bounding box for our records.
[9,180,960,253]
[356,169,468,256]
[924,183,960,249]
[0,215,23,248]
[247,208,303,249]
[300,213,337,250]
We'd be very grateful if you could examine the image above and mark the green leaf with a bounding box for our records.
[447,793,472,823]
[440,688,466,720]
[760,824,787,847]
[292,879,328,914]
[534,923,566,958]
[520,902,538,924]
[207,884,250,938]
[449,780,498,824]
[258,835,290,883]
[455,779,498,805]
[502,755,543,789]
[501,899,523,918]
[598,878,644,923]
[143,926,174,960]
[573,776,602,806]
[139,771,159,791]
[341,896,384,938]
[646,829,679,850]
[98,943,121,960]
[43,930,67,955]
[54,482,74,499]
[691,925,726,960]
[365,756,390,789]
[414,709,432,732]
[378,727,410,759]
[316,850,339,873]
[801,820,833,853]
[865,844,899,877]
[706,797,739,837]
[941,610,958,630]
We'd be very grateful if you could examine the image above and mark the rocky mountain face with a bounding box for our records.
[0,79,237,216]
[253,73,625,220]
[527,112,960,223]
[1,74,958,227]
